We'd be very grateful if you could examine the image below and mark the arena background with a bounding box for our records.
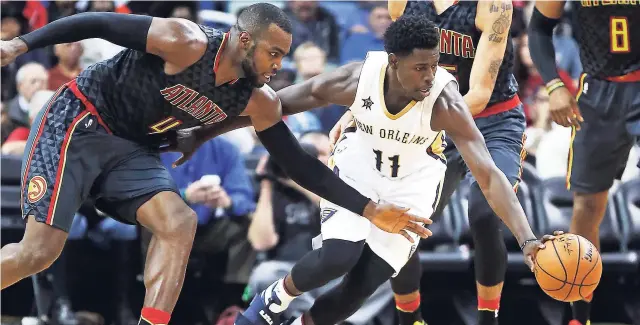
[0,1,638,325]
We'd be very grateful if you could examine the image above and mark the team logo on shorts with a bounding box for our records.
[320,208,338,223]
[27,176,47,203]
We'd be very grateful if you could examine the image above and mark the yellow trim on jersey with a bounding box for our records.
[566,73,587,190]
[378,63,417,120]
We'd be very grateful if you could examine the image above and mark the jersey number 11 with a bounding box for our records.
[373,149,400,177]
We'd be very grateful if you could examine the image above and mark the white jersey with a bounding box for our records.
[340,51,457,179]
[319,51,459,275]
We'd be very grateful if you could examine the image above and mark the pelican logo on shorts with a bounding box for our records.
[27,175,47,203]
[320,208,338,223]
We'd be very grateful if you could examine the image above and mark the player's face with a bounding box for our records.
[392,48,440,101]
[242,24,292,87]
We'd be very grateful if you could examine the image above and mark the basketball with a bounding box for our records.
[534,233,602,302]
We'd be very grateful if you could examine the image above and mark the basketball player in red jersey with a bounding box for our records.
[0,4,429,325]
[529,1,640,325]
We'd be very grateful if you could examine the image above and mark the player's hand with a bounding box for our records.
[0,39,28,67]
[160,127,203,167]
[522,230,564,272]
[363,201,433,243]
[548,86,583,129]
[329,110,354,151]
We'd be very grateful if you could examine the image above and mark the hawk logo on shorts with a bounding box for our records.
[27,176,47,203]
[320,208,338,223]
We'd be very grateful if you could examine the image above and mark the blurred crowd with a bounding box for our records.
[1,1,638,325]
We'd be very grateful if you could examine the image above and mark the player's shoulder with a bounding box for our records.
[251,85,278,105]
[242,84,280,117]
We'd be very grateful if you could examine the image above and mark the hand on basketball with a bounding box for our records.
[328,110,354,151]
[363,201,433,243]
[522,231,565,272]
[160,128,203,167]
[0,39,27,67]
[548,86,583,129]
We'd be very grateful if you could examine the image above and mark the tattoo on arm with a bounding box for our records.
[489,59,502,81]
[488,1,512,43]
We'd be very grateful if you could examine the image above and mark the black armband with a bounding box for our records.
[257,121,371,215]
[527,8,562,84]
[19,12,152,52]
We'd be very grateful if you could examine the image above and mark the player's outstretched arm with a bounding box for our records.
[432,81,541,265]
[465,0,512,116]
[177,62,364,145]
[245,86,433,241]
[1,13,206,68]
[277,61,362,115]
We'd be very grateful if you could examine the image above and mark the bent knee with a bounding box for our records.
[19,240,64,273]
[153,204,198,240]
[320,240,363,277]
[573,192,608,219]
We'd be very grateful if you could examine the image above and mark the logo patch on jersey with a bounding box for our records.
[362,97,374,110]
[27,175,47,203]
[320,208,338,223]
[160,84,228,124]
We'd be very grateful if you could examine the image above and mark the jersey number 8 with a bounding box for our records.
[610,17,630,53]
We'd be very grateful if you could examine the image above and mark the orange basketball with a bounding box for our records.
[534,233,602,302]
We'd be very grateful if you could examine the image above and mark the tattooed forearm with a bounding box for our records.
[489,59,502,81]
[488,1,512,43]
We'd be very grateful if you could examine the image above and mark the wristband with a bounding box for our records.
[545,81,565,95]
[180,188,188,202]
[520,238,538,251]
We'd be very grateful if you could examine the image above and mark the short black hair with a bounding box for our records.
[383,14,439,56]
[236,3,292,37]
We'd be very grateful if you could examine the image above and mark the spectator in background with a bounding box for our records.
[293,42,326,82]
[161,137,256,225]
[49,42,83,90]
[285,0,340,63]
[79,1,125,69]
[247,135,393,324]
[293,42,347,132]
[6,63,48,130]
[47,0,78,22]
[340,3,391,64]
[1,6,51,101]
[169,2,198,22]
[2,90,54,155]
[299,131,330,165]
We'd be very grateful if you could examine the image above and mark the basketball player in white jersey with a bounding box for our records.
[235,15,554,325]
